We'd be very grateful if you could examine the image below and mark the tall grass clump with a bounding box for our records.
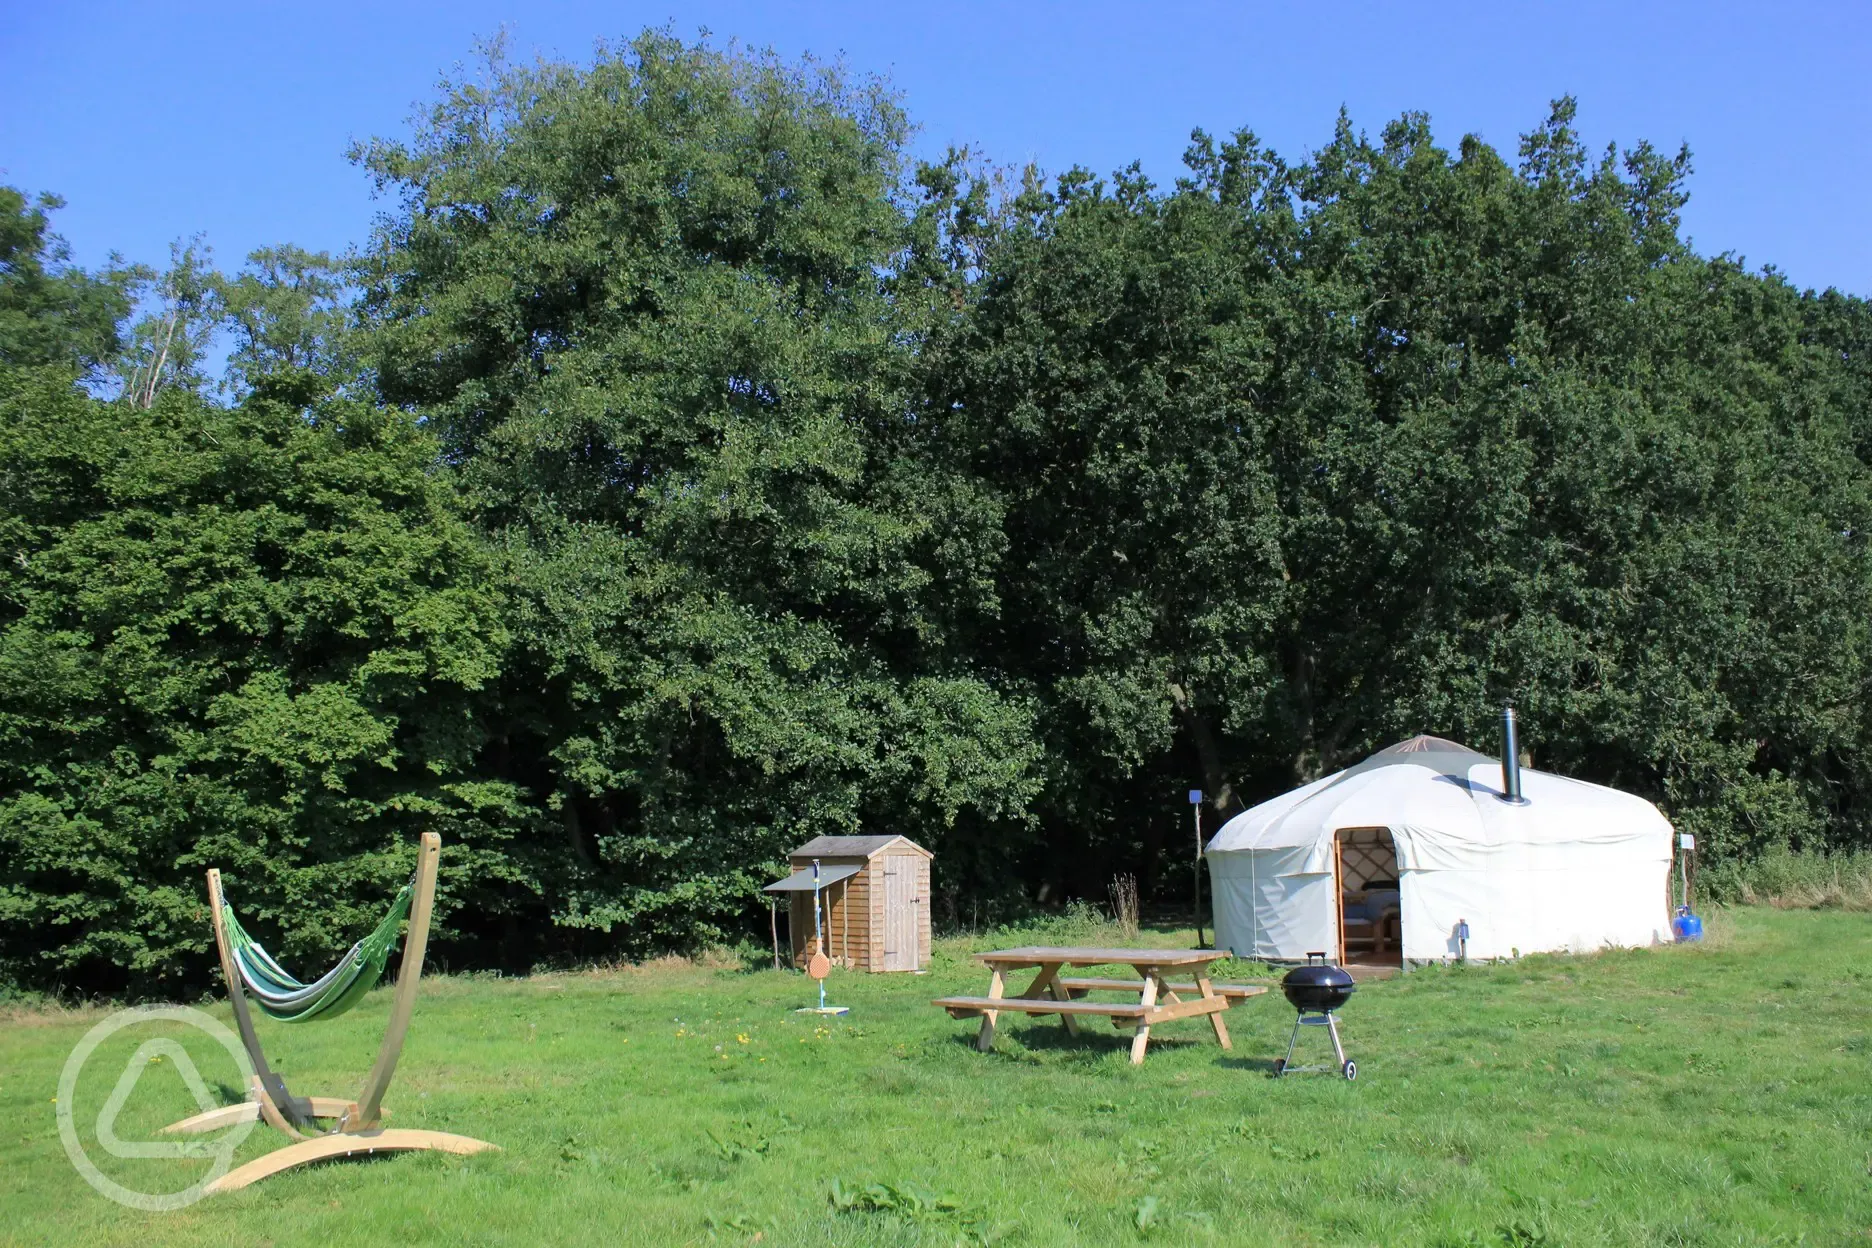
[1107,874,1140,939]
[1701,847,1872,910]
[981,899,1130,949]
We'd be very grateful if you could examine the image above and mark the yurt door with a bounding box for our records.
[882,858,916,971]
[1333,827,1402,966]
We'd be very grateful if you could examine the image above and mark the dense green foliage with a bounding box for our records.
[348,33,1039,958]
[1,32,1869,992]
[0,370,518,992]
[931,108,1872,897]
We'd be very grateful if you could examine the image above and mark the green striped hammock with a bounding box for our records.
[221,884,414,1023]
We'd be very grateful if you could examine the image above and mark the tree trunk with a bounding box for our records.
[1279,637,1321,783]
[562,799,594,868]
[1168,682,1237,815]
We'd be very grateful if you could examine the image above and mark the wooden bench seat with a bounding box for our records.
[932,995,1149,1020]
[1056,978,1268,1000]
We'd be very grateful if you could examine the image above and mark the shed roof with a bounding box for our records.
[763,862,863,893]
[789,835,931,860]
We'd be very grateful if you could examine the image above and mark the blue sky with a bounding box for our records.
[3,1,1868,296]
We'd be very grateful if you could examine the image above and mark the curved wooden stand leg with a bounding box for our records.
[161,1102,259,1135]
[204,1129,499,1194]
[164,1095,358,1136]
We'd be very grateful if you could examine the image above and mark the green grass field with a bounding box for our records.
[2,907,1867,1247]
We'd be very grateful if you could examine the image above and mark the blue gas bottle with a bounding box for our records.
[1671,906,1703,942]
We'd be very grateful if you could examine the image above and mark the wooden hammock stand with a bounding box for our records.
[161,832,497,1192]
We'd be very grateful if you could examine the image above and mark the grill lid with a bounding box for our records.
[1281,952,1356,1011]
[1283,960,1355,990]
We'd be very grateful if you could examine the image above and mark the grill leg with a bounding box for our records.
[1278,1014,1304,1076]
[1326,1014,1348,1068]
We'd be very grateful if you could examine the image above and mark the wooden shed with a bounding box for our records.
[764,836,931,972]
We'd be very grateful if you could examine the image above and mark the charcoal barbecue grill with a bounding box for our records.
[1273,952,1357,1079]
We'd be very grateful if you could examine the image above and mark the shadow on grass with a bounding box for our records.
[1217,1055,1286,1076]
[942,1029,1104,1067]
[942,1024,1214,1068]
[731,948,788,976]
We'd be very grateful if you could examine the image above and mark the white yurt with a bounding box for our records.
[1205,730,1674,964]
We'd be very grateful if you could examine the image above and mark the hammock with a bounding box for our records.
[163,835,498,1195]
[221,883,413,1023]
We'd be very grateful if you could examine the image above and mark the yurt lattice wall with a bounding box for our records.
[1335,827,1398,888]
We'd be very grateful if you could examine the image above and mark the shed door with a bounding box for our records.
[882,857,917,971]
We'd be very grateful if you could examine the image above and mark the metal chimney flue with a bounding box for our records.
[1499,706,1529,804]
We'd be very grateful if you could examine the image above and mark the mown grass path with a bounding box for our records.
[2,907,1866,1246]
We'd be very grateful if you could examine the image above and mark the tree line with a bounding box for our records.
[4,31,1868,995]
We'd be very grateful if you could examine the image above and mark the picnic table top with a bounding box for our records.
[973,946,1229,969]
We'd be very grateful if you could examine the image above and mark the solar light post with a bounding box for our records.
[1189,789,1205,947]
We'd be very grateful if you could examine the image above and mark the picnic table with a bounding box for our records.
[932,946,1266,1065]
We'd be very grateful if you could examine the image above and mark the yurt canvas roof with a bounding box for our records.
[1206,736,1668,864]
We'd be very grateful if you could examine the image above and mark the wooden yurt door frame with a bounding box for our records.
[1333,834,1347,966]
[1332,826,1399,965]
